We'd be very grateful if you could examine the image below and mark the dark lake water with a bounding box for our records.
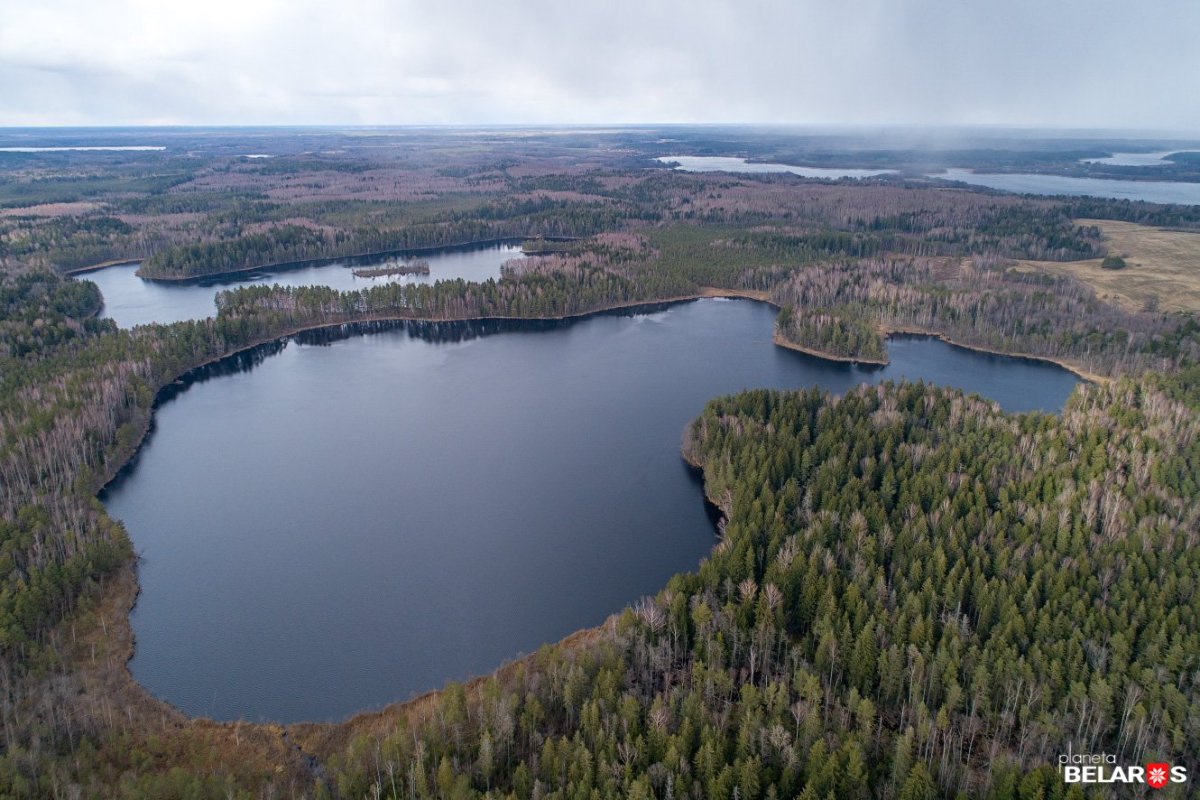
[936,168,1200,205]
[102,298,1079,723]
[84,242,527,327]
[658,155,896,179]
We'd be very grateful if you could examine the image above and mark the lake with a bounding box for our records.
[935,168,1200,205]
[101,298,1080,723]
[84,241,528,327]
[1080,151,1198,166]
[658,155,896,179]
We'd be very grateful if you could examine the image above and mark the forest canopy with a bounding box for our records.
[0,130,1196,797]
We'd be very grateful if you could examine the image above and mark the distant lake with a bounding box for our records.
[83,242,528,327]
[658,155,896,179]
[1080,150,1198,166]
[935,168,1200,205]
[103,298,1079,723]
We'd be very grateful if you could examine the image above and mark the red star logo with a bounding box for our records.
[1146,763,1170,789]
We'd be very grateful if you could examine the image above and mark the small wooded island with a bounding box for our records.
[1,126,1198,798]
[351,258,430,278]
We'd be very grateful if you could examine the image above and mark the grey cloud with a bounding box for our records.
[0,0,1197,129]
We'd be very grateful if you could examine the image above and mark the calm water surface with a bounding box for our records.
[102,298,1079,723]
[85,242,527,327]
[936,168,1200,205]
[658,155,896,179]
[1080,151,1199,166]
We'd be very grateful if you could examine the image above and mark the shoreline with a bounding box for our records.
[771,319,1106,383]
[697,286,772,303]
[131,236,579,284]
[98,286,1105,497]
[771,330,888,365]
[68,248,1105,384]
[64,258,141,275]
[91,285,1102,748]
[287,614,619,754]
[94,290,752,495]
[693,286,1105,382]
[878,324,1109,384]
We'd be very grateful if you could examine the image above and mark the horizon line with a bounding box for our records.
[1,122,1199,138]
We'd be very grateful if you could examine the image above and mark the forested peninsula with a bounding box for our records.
[0,131,1198,798]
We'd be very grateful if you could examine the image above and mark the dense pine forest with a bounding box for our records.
[306,376,1200,800]
[0,130,1197,797]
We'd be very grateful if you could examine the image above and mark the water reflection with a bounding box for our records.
[105,299,1078,723]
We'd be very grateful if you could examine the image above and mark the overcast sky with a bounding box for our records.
[1,0,1198,130]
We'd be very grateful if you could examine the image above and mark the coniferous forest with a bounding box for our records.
[0,128,1197,798]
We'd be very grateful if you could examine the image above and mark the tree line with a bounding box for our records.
[0,166,1198,795]
[312,376,1199,800]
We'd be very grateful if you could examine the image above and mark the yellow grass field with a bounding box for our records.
[1017,219,1200,313]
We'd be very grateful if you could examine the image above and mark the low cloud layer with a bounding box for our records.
[2,0,1197,130]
